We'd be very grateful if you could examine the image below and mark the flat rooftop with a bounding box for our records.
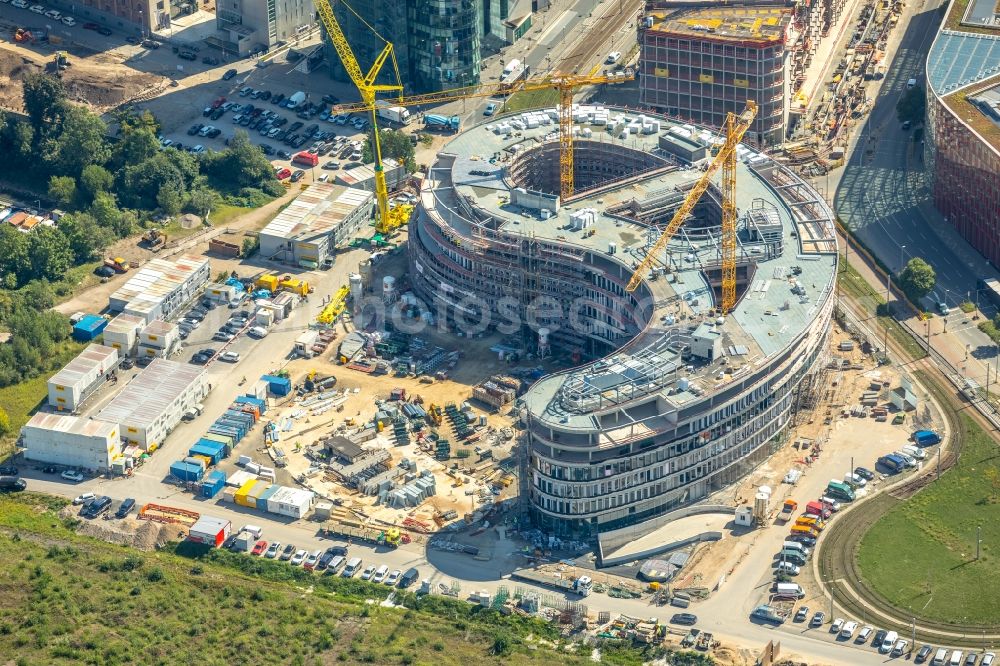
[24,412,118,438]
[96,358,204,428]
[645,6,791,44]
[49,344,118,389]
[426,105,837,429]
[109,254,209,313]
[927,0,1000,152]
[260,183,373,241]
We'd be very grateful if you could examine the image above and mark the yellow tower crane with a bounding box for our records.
[625,102,757,313]
[313,0,408,235]
[332,72,634,201]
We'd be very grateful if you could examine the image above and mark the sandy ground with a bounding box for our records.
[0,41,166,112]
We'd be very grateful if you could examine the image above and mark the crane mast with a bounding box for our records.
[625,102,757,315]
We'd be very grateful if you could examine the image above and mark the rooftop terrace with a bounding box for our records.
[645,6,791,44]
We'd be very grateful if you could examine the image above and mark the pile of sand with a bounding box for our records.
[60,506,186,551]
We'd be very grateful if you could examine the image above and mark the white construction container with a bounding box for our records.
[102,313,144,357]
[139,319,178,351]
[48,344,119,411]
[265,486,315,519]
[21,413,121,472]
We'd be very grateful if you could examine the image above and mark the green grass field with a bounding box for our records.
[0,494,690,666]
[857,414,1000,625]
[503,89,560,114]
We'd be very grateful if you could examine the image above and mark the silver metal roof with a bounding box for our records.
[96,358,205,429]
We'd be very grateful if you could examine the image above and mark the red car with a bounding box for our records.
[251,540,268,556]
[211,97,226,109]
[275,167,292,180]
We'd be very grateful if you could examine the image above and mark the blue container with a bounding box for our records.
[261,374,291,397]
[236,395,267,415]
[169,460,204,483]
[216,419,248,439]
[209,424,242,440]
[201,470,226,498]
[258,484,281,507]
[189,442,223,465]
[195,438,227,461]
[73,314,108,341]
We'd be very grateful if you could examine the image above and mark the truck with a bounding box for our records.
[286,91,307,109]
[142,229,166,251]
[376,101,411,126]
[826,480,855,502]
[804,501,831,519]
[292,151,320,167]
[510,568,593,596]
[878,453,906,474]
[777,499,797,522]
[104,257,130,273]
[499,58,528,92]
[751,604,785,624]
[424,114,461,133]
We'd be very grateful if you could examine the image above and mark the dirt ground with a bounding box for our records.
[0,42,166,112]
[59,505,186,551]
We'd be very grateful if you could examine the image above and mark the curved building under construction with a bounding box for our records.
[409,105,838,537]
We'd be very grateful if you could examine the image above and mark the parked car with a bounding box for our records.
[0,466,18,477]
[303,549,322,571]
[280,544,296,560]
[385,569,401,586]
[484,102,498,116]
[830,618,844,634]
[399,567,420,588]
[839,621,858,640]
[776,561,800,575]
[360,565,376,580]
[265,541,281,558]
[72,492,96,506]
[856,626,873,644]
[252,540,268,556]
[248,326,268,338]
[982,652,996,666]
[372,565,389,583]
[810,611,825,627]
[291,169,306,182]
[670,613,698,626]
[793,606,809,622]
[854,466,875,481]
[62,470,85,482]
[222,68,237,80]
[892,640,909,657]
[290,549,307,566]
[115,498,136,518]
[220,351,240,363]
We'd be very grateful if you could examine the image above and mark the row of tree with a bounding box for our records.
[0,282,71,388]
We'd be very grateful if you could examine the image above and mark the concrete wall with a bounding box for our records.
[597,504,735,555]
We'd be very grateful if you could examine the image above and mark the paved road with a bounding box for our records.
[832,0,1000,379]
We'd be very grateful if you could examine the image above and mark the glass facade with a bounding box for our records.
[639,33,788,146]
[330,0,480,94]
[927,92,1000,266]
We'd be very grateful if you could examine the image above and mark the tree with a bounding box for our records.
[363,129,417,173]
[188,187,220,217]
[41,105,111,175]
[157,186,184,216]
[59,211,114,262]
[0,406,10,436]
[89,192,133,238]
[898,257,936,302]
[112,125,160,169]
[203,130,278,190]
[80,164,113,199]
[896,86,926,125]
[986,467,1000,502]
[22,73,66,129]
[27,227,73,282]
[0,226,31,286]
[48,175,77,206]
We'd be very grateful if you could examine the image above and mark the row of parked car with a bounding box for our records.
[7,0,80,26]
[72,492,135,520]
[229,532,421,588]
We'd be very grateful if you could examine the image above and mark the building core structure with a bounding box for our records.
[925,0,1000,266]
[409,105,837,538]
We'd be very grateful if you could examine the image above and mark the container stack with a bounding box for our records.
[200,470,226,498]
[169,460,204,483]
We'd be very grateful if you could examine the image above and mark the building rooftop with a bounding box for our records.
[110,254,209,315]
[427,106,837,430]
[141,319,176,337]
[646,6,791,44]
[927,0,1000,152]
[96,358,204,428]
[104,313,145,335]
[49,344,119,389]
[24,412,118,438]
[260,183,373,241]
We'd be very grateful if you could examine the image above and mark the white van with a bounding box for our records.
[901,444,927,460]
[342,557,363,577]
[606,51,622,64]
[782,540,810,555]
[880,630,898,653]
[931,648,949,665]
[907,78,917,89]
[775,582,804,598]
[243,524,263,539]
[950,651,965,666]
